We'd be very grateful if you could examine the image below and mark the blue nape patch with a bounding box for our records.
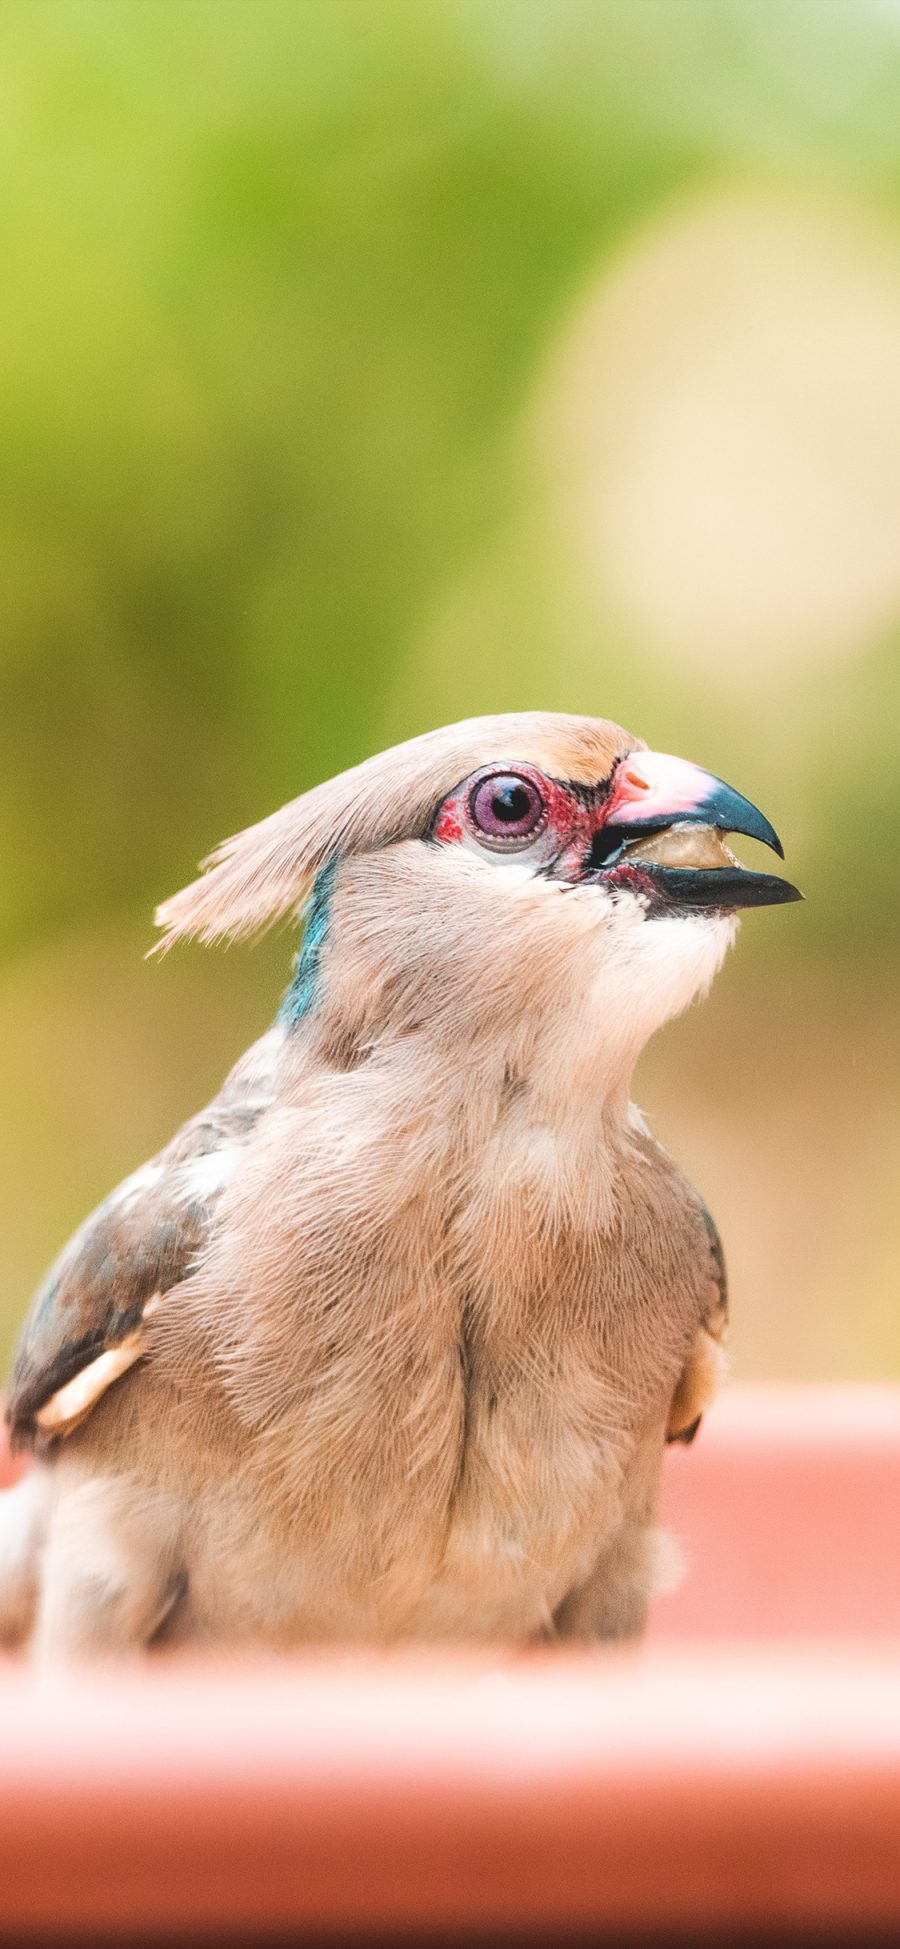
[280,859,338,1027]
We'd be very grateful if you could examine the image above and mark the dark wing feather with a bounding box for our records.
[699,1200,728,1337]
[5,1028,281,1448]
[666,1198,728,1446]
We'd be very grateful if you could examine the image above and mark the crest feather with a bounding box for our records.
[153,712,636,951]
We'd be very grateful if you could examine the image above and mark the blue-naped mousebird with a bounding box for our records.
[0,714,799,1657]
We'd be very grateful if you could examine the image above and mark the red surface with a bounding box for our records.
[0,1385,898,1939]
[654,1384,900,1640]
[3,1650,900,1938]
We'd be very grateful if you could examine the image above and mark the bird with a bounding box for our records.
[0,712,799,1658]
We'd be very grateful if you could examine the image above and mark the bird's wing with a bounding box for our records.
[666,1200,728,1446]
[5,1029,282,1449]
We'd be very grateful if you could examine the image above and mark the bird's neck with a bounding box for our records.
[278,851,735,1150]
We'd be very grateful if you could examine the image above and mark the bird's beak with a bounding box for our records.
[592,751,802,911]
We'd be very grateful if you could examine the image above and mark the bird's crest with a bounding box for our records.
[153,712,636,951]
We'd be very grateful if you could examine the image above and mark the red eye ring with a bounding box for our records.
[467,769,548,848]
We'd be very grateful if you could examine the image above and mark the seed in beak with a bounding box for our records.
[620,823,740,870]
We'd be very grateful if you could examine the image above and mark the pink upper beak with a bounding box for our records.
[605,751,785,858]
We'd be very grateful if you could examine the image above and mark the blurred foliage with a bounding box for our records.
[0,0,898,1375]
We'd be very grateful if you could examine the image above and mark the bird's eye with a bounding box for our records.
[468,772,546,846]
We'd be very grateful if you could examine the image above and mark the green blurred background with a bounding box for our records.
[0,0,897,1380]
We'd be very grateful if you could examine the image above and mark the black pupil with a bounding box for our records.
[493,785,531,824]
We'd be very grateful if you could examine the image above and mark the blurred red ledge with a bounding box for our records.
[1,1385,899,1942]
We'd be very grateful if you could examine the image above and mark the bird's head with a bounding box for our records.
[156,713,799,1085]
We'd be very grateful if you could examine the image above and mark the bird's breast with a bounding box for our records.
[165,1053,698,1645]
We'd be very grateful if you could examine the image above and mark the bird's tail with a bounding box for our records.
[0,1468,46,1648]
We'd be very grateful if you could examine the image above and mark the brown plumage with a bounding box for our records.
[0,712,798,1657]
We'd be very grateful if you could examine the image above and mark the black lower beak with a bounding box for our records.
[630,862,803,912]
